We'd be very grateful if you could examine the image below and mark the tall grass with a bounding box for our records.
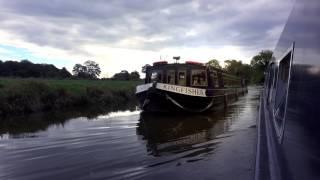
[0,78,142,116]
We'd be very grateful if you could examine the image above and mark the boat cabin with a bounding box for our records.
[144,61,244,89]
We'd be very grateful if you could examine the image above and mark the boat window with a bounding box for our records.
[273,45,294,142]
[151,71,162,82]
[223,75,234,87]
[266,63,275,104]
[178,70,186,86]
[269,67,278,104]
[167,70,175,84]
[222,73,242,88]
[210,71,219,88]
[274,53,291,120]
[191,70,207,87]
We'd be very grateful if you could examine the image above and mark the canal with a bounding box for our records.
[0,86,261,180]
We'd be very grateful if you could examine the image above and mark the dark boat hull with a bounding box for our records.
[255,0,320,179]
[136,83,247,113]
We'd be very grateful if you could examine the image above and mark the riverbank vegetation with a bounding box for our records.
[0,78,141,117]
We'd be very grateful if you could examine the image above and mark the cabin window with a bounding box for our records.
[273,44,294,142]
[167,70,175,84]
[191,70,207,87]
[223,76,232,87]
[210,71,219,88]
[274,53,291,123]
[151,71,162,82]
[269,67,278,104]
[178,70,186,86]
[222,74,241,88]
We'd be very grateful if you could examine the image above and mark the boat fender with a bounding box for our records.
[152,82,157,88]
[142,98,150,108]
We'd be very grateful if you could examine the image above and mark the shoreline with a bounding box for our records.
[0,78,141,117]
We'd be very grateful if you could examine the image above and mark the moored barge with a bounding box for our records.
[136,61,247,112]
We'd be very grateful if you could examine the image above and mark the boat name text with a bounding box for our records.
[156,83,206,97]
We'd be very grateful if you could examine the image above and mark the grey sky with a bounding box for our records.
[0,0,294,76]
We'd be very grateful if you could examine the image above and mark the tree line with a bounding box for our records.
[0,49,272,83]
[0,59,141,80]
[72,61,140,80]
[206,50,273,84]
[0,60,71,78]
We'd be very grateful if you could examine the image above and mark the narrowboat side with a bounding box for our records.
[136,61,247,113]
[256,0,320,179]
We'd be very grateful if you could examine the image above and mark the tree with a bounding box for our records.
[239,64,252,82]
[142,64,151,73]
[60,67,72,78]
[250,50,273,84]
[251,50,273,71]
[112,70,130,80]
[72,60,101,79]
[130,71,140,80]
[20,59,32,64]
[84,60,101,79]
[224,60,252,81]
[112,70,140,81]
[224,60,244,75]
[206,59,222,69]
[72,64,87,76]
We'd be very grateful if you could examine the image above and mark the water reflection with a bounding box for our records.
[0,87,260,180]
[137,106,241,157]
[0,104,137,139]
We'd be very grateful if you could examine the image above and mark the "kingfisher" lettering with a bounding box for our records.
[156,83,206,97]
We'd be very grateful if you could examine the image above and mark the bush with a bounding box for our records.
[41,88,73,110]
[0,78,139,116]
[3,81,50,114]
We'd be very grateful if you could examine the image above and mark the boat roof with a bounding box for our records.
[148,61,223,72]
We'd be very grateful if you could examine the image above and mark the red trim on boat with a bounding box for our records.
[153,61,168,65]
[186,61,203,65]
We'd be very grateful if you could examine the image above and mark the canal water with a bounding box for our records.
[0,87,261,180]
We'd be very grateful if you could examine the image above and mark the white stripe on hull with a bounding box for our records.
[136,83,247,98]
[136,83,153,94]
[156,83,207,97]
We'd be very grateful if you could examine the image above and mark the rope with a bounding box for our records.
[165,93,215,113]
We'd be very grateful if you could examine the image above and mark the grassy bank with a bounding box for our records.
[0,78,142,116]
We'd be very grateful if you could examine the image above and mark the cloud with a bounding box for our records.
[0,0,294,76]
